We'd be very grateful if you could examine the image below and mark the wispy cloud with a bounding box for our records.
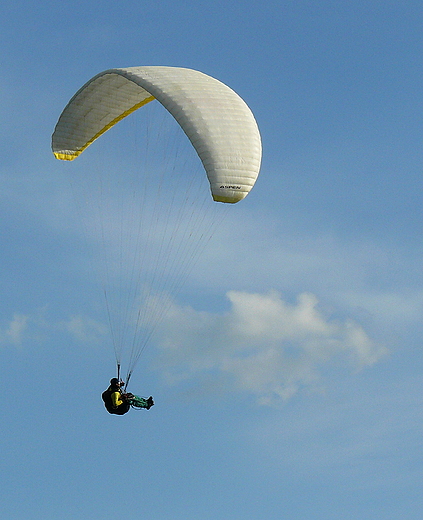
[64,315,108,345]
[0,309,108,350]
[154,290,387,404]
[4,313,29,346]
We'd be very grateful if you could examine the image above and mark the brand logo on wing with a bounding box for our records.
[220,185,241,190]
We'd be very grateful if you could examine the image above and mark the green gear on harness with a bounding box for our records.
[129,395,154,410]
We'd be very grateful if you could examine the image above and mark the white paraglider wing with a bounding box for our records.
[52,66,261,203]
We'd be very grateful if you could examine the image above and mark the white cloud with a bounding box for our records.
[65,315,108,345]
[0,309,108,350]
[154,290,387,405]
[5,313,29,346]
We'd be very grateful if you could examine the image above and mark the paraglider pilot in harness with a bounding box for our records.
[102,378,154,415]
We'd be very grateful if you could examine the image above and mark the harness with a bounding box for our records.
[102,387,130,415]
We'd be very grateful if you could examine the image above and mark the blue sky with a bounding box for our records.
[2,1,423,518]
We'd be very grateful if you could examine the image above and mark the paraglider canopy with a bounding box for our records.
[52,66,262,203]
